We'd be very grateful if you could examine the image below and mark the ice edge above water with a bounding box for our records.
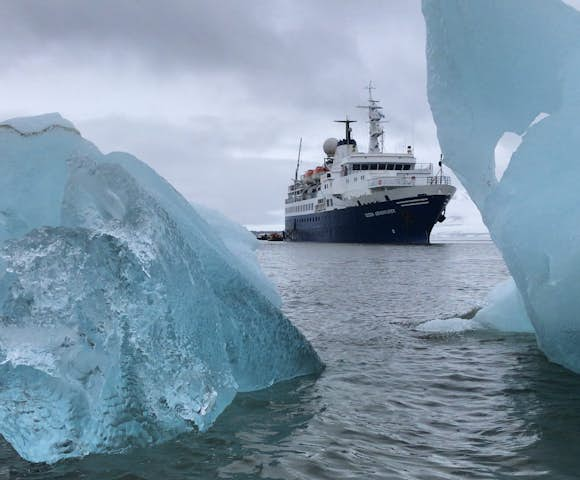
[0,114,323,463]
[422,0,580,370]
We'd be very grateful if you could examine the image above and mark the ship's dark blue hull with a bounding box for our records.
[284,194,450,244]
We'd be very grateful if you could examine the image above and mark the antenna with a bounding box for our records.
[334,118,356,144]
[366,80,375,101]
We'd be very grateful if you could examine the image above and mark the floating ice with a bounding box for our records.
[423,0,580,370]
[416,317,480,334]
[0,114,322,463]
[473,279,533,333]
[418,279,533,334]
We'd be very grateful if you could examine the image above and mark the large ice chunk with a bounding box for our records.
[423,0,580,370]
[0,115,322,463]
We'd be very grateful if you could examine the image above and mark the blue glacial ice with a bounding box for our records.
[422,0,580,369]
[418,279,534,334]
[0,113,322,463]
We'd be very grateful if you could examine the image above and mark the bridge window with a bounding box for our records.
[395,164,402,170]
[378,163,386,170]
[353,164,361,171]
[370,164,378,170]
[361,164,369,171]
[403,164,411,170]
[387,164,394,170]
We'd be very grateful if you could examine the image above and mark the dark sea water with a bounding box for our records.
[4,241,580,479]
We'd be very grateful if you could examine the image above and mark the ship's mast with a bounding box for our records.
[357,81,385,154]
[334,118,356,145]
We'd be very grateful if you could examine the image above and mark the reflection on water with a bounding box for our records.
[505,343,580,480]
[1,376,321,479]
[3,242,580,479]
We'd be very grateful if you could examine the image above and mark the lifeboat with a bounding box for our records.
[304,169,315,184]
[313,165,328,180]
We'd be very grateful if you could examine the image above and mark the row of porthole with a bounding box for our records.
[346,176,366,184]
[297,216,321,223]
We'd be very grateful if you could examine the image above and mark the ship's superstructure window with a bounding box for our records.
[349,162,413,171]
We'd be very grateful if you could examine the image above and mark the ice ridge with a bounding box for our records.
[0,113,79,136]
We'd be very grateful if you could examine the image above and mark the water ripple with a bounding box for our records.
[4,242,580,479]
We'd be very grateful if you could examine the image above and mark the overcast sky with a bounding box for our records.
[0,0,495,233]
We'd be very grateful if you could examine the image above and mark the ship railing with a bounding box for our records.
[412,163,433,172]
[428,175,452,185]
[368,174,452,189]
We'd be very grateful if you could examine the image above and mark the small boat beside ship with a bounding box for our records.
[284,84,455,244]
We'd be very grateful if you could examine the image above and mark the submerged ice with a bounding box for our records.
[422,1,580,370]
[0,114,322,463]
[418,279,534,334]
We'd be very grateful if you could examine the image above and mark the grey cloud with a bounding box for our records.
[0,0,484,230]
[2,1,358,73]
[1,1,423,110]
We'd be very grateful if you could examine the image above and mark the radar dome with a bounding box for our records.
[323,137,338,156]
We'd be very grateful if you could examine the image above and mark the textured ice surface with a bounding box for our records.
[423,0,580,370]
[193,203,281,308]
[0,114,322,463]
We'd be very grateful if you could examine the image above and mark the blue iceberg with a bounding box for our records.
[422,1,580,370]
[0,114,322,463]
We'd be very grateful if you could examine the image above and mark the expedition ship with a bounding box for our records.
[284,85,455,244]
